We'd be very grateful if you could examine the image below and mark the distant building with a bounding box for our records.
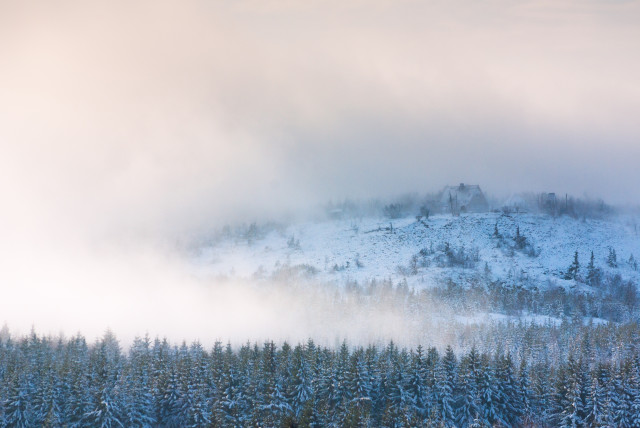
[440,183,489,214]
[540,192,557,210]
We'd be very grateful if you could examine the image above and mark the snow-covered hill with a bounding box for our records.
[194,212,640,290]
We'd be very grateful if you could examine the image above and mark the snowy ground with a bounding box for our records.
[192,212,640,291]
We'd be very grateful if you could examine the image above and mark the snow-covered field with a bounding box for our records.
[193,212,640,290]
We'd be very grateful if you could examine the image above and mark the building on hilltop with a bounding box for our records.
[540,192,557,209]
[440,183,489,215]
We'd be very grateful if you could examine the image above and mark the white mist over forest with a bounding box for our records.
[1,0,639,344]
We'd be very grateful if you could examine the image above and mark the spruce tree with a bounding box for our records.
[612,366,633,427]
[586,250,601,286]
[564,251,580,281]
[437,346,457,426]
[562,355,588,427]
[291,344,314,418]
[456,348,480,426]
[4,374,32,428]
[518,355,533,425]
[407,345,428,422]
[608,247,618,268]
[514,226,527,250]
[477,354,499,426]
[495,353,521,426]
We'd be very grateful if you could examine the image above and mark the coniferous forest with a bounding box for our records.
[2,208,639,427]
[2,319,640,427]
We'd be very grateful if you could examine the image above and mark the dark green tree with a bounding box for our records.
[564,251,580,281]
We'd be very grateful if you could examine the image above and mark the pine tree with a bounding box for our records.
[316,350,338,424]
[4,374,33,428]
[530,357,553,425]
[83,333,125,428]
[495,352,522,426]
[586,364,610,427]
[456,348,480,427]
[343,349,374,428]
[586,250,602,286]
[291,344,314,418]
[330,341,352,422]
[385,348,410,426]
[36,373,65,428]
[611,365,633,427]
[550,365,569,427]
[561,355,588,427]
[564,251,580,281]
[64,336,91,427]
[514,226,527,250]
[407,345,428,423]
[158,368,181,427]
[82,386,124,428]
[220,343,251,427]
[518,355,533,425]
[477,354,500,426]
[124,336,156,428]
[630,356,640,427]
[607,247,618,268]
[437,346,457,426]
[185,343,212,428]
[221,365,251,426]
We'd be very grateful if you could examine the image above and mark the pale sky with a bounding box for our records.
[1,0,639,235]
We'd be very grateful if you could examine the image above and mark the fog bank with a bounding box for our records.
[1,0,639,342]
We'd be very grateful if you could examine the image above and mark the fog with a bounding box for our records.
[1,0,639,344]
[0,237,458,347]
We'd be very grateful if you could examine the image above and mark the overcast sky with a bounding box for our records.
[1,0,639,340]
[1,0,639,238]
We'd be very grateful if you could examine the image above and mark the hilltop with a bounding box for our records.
[194,211,640,292]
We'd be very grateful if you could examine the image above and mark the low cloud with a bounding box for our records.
[0,0,638,340]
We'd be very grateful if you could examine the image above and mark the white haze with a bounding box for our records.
[0,237,453,347]
[0,0,639,344]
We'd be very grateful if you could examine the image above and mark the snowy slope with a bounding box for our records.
[193,212,640,289]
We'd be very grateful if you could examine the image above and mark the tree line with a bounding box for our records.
[2,321,640,427]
